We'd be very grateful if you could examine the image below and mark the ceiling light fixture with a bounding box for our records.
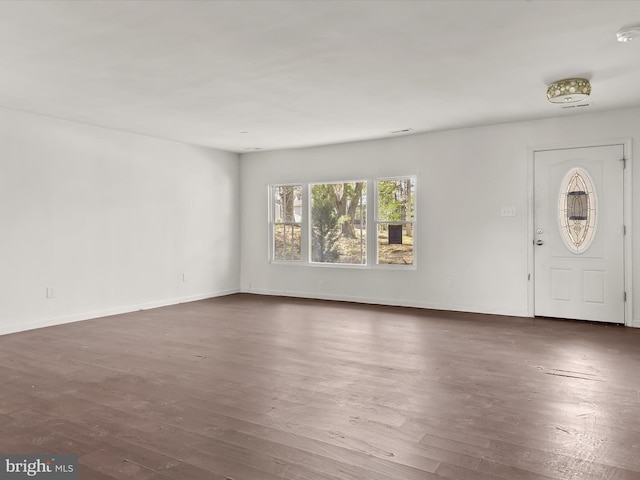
[546,78,591,104]
[616,26,640,42]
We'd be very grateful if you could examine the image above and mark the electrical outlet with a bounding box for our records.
[319,280,324,290]
[46,287,55,298]
[446,278,454,287]
[182,273,189,283]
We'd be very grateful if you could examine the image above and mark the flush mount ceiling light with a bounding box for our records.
[546,78,591,104]
[617,26,640,42]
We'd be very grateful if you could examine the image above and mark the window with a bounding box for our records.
[271,185,302,261]
[310,181,366,264]
[269,176,416,267]
[376,177,415,265]
[558,168,596,253]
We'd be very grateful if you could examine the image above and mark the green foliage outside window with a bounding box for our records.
[272,177,415,266]
[311,193,340,262]
[311,182,366,264]
[377,178,415,265]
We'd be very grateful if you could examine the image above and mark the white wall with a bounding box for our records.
[0,108,240,335]
[240,107,640,327]
[2,105,636,335]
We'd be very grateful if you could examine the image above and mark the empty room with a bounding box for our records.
[1,1,640,479]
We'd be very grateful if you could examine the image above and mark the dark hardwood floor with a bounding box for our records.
[1,293,639,479]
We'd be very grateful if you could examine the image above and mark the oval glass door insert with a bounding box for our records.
[558,167,597,253]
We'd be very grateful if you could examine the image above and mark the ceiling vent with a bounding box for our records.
[391,128,413,134]
[560,103,591,110]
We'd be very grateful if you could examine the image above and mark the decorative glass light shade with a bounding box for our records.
[617,26,640,42]
[546,78,591,104]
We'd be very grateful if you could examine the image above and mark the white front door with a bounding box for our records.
[534,145,625,323]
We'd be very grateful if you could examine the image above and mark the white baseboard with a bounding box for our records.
[243,287,530,318]
[0,288,239,337]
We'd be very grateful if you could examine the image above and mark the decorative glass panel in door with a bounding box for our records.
[558,167,597,254]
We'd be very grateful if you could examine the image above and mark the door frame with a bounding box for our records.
[527,139,633,326]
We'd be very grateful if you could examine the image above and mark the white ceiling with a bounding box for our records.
[0,0,639,153]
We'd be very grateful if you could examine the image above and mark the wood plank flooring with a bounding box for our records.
[1,293,639,479]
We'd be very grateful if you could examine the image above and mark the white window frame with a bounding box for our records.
[308,179,368,267]
[268,176,417,269]
[374,176,417,269]
[269,184,304,263]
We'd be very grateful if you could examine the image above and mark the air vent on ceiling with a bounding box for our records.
[560,103,591,110]
[391,128,413,134]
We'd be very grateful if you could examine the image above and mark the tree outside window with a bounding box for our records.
[271,177,416,267]
[376,177,415,265]
[272,185,302,261]
[310,182,366,264]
